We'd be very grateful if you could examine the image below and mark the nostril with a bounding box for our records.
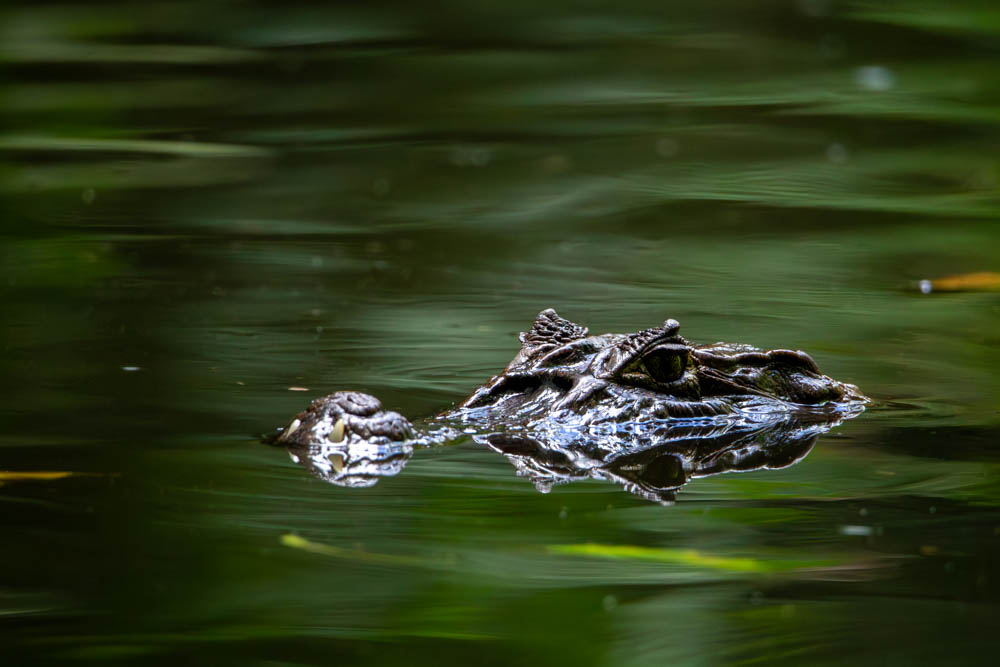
[551,374,573,391]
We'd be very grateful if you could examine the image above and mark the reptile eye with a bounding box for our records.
[639,344,688,383]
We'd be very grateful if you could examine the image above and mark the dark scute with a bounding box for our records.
[519,308,589,353]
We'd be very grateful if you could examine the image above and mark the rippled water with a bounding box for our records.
[3,1,1000,664]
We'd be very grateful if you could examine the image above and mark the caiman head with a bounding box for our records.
[459,308,866,425]
[273,308,866,448]
[269,309,866,498]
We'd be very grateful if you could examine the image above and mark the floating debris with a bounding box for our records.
[0,471,75,481]
[918,271,1000,293]
[0,471,112,481]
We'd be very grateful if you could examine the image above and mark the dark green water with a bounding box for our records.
[3,1,1000,664]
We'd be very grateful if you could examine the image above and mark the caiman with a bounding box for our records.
[271,309,867,502]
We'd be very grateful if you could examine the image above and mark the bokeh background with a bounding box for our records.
[2,1,1000,664]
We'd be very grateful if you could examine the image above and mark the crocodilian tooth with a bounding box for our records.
[279,418,301,441]
[328,418,346,443]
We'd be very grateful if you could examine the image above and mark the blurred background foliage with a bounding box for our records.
[2,1,1000,665]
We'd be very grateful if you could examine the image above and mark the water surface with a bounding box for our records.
[3,1,1000,664]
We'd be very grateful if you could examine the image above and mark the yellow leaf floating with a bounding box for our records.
[919,271,1000,293]
[547,543,836,573]
[0,471,75,481]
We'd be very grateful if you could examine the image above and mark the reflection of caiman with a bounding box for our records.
[271,309,867,502]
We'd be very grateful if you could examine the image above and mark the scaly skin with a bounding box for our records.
[272,309,867,501]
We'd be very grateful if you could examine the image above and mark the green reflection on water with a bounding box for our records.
[3,0,1000,665]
